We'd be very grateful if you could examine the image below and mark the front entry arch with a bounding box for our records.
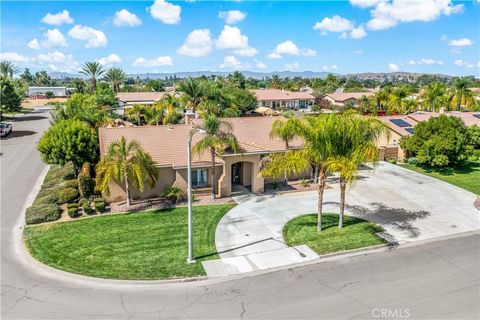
[231,161,254,190]
[217,154,265,197]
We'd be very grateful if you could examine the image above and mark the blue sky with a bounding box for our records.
[1,0,479,76]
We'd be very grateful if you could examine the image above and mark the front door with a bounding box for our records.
[232,163,240,184]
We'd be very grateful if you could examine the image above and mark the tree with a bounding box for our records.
[468,126,480,149]
[448,78,476,111]
[96,137,157,206]
[104,67,126,93]
[125,104,145,125]
[144,105,165,125]
[0,61,20,78]
[420,83,447,112]
[38,119,98,175]
[400,115,472,167]
[80,61,105,92]
[70,78,87,94]
[20,68,34,84]
[0,78,22,115]
[178,78,207,112]
[269,117,298,185]
[193,115,240,199]
[146,79,165,92]
[388,86,410,115]
[34,71,51,86]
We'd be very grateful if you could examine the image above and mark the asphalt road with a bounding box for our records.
[1,111,479,319]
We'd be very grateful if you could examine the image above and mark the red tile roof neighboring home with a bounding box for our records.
[251,89,314,101]
[99,116,303,168]
[323,92,374,102]
[116,92,167,104]
[378,116,417,137]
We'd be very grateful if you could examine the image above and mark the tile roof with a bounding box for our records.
[251,89,314,101]
[324,92,374,102]
[378,115,417,137]
[116,92,167,103]
[99,116,303,168]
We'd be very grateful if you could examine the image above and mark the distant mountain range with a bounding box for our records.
[49,70,456,81]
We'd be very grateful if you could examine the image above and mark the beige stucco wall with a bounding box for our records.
[376,131,406,160]
[174,165,223,192]
[218,154,264,197]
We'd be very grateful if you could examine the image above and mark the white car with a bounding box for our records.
[0,122,12,137]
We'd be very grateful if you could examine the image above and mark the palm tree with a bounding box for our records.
[193,115,240,199]
[261,115,340,232]
[80,61,105,92]
[328,113,387,228]
[125,104,145,125]
[104,67,126,93]
[388,86,409,115]
[0,61,20,78]
[420,83,447,112]
[178,78,207,112]
[96,137,157,206]
[144,105,165,125]
[269,117,298,185]
[270,75,282,89]
[449,78,476,111]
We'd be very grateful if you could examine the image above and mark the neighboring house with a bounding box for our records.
[251,89,315,110]
[115,92,173,115]
[28,86,70,98]
[321,92,374,108]
[99,116,308,202]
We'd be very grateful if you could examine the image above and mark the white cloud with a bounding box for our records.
[113,9,142,27]
[218,10,246,25]
[42,28,68,48]
[408,58,444,65]
[219,55,247,70]
[454,59,474,68]
[133,56,173,67]
[36,51,80,72]
[353,49,364,54]
[322,64,339,71]
[388,63,400,71]
[367,0,464,30]
[0,52,32,63]
[284,61,300,71]
[216,25,257,57]
[148,0,181,24]
[41,10,73,26]
[68,25,107,48]
[448,38,473,47]
[313,15,354,34]
[177,29,213,57]
[349,25,367,39]
[28,39,40,50]
[267,40,316,59]
[255,59,267,69]
[98,54,123,65]
[349,0,383,8]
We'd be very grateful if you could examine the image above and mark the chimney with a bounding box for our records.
[185,110,196,125]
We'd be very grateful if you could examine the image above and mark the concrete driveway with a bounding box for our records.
[203,162,480,276]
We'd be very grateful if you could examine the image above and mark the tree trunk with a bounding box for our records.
[125,174,131,207]
[313,166,319,184]
[316,167,327,232]
[339,177,346,229]
[72,162,79,177]
[211,148,216,199]
[92,78,97,92]
[284,142,289,186]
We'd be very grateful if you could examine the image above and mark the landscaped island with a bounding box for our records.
[24,204,234,280]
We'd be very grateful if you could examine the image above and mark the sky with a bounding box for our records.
[1,0,479,76]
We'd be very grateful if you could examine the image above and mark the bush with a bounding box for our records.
[271,182,279,190]
[78,173,94,198]
[78,198,89,208]
[407,157,418,165]
[300,178,310,187]
[25,204,62,225]
[387,158,397,164]
[162,186,185,204]
[57,187,79,204]
[94,201,106,213]
[33,193,59,206]
[62,179,79,189]
[66,203,78,209]
[67,207,81,218]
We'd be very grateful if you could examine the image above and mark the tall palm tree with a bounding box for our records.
[193,115,240,199]
[420,83,447,112]
[104,67,126,93]
[269,117,298,185]
[262,115,340,232]
[270,75,282,89]
[328,113,387,228]
[96,137,157,206]
[178,78,207,112]
[80,61,105,92]
[388,86,409,115]
[0,61,20,78]
[448,78,476,111]
[125,104,145,125]
[144,105,165,125]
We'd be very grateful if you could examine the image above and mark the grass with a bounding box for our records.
[1,108,32,118]
[283,214,386,255]
[401,161,480,195]
[24,204,234,280]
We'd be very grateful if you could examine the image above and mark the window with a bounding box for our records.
[192,169,208,187]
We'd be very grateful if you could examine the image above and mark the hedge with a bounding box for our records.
[57,187,79,204]
[62,179,79,189]
[25,204,62,225]
[67,207,81,218]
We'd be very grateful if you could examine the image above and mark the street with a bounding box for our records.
[1,111,479,319]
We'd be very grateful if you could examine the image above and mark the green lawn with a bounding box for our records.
[283,214,386,255]
[24,204,234,280]
[401,161,480,195]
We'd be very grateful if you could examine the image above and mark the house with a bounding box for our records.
[321,92,374,109]
[116,92,168,108]
[251,89,315,110]
[28,86,69,98]
[99,116,309,202]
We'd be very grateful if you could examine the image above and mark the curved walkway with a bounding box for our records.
[212,162,479,271]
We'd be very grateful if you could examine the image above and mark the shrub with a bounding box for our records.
[67,207,81,218]
[57,187,79,204]
[78,198,89,208]
[78,173,94,198]
[300,178,310,187]
[66,203,78,209]
[25,204,62,225]
[387,158,397,164]
[62,179,79,189]
[271,182,279,190]
[407,157,418,165]
[33,193,58,206]
[162,186,185,204]
[94,201,106,213]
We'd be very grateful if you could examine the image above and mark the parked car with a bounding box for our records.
[0,122,12,137]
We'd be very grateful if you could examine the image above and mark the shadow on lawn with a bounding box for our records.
[414,161,480,176]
